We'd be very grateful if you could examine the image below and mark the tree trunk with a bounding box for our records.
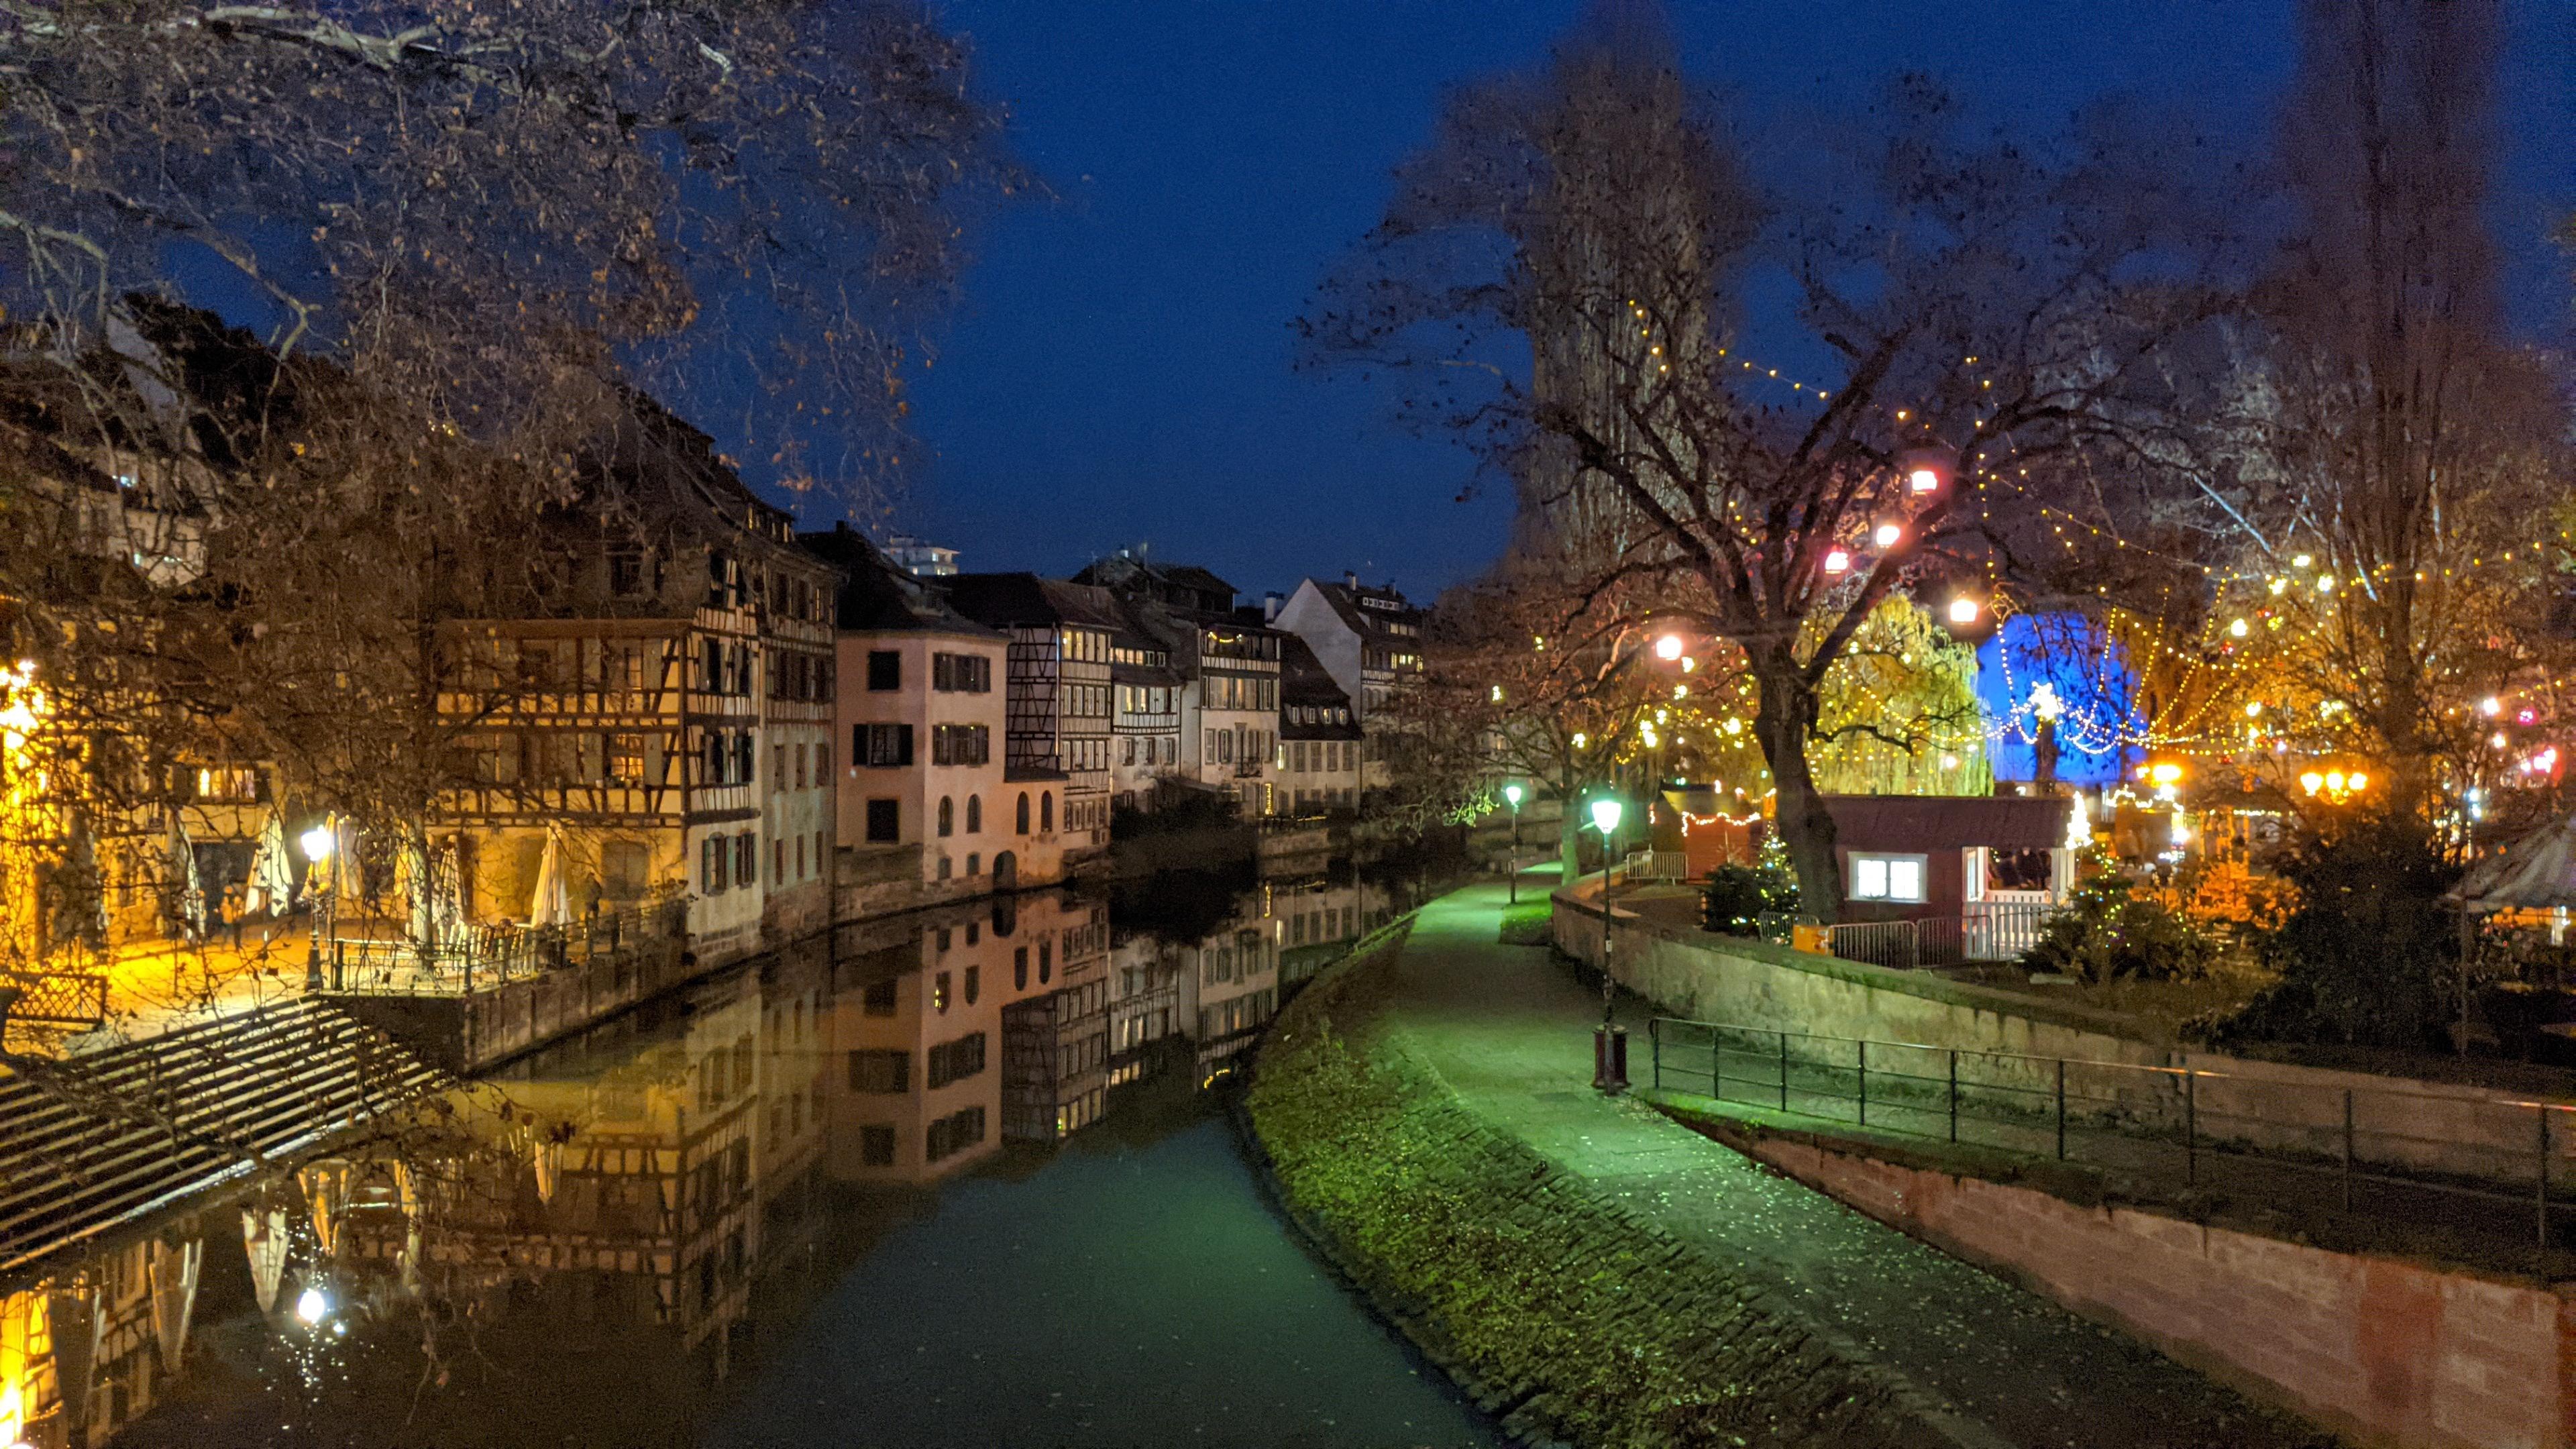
[1558,811,1586,886]
[1750,657,1845,923]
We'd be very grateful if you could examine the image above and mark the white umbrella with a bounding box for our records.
[2453,812,2576,912]
[527,828,570,927]
[167,818,203,939]
[244,814,296,917]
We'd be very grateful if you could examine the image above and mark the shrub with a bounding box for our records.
[2206,812,2461,1051]
[2021,855,2219,983]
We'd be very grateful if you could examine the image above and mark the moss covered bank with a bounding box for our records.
[1242,925,1949,1449]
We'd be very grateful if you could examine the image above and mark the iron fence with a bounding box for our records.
[1,969,108,1026]
[1649,1014,2576,1253]
[324,898,687,997]
[1825,903,2061,969]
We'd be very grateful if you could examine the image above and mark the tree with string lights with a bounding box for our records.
[1302,5,2235,918]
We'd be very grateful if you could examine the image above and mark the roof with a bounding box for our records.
[798,524,997,637]
[1301,576,1423,638]
[2453,813,2576,911]
[1069,553,1237,616]
[945,573,1125,633]
[1279,635,1362,740]
[1821,794,2071,852]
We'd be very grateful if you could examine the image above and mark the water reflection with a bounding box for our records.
[5,868,1451,1449]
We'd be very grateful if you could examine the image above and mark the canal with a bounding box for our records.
[10,865,1499,1448]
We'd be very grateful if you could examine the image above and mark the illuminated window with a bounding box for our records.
[1848,853,1927,904]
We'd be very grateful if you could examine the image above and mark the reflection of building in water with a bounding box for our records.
[0,1234,200,1449]
[824,890,1110,1184]
[1105,932,1182,1089]
[1152,875,1394,1083]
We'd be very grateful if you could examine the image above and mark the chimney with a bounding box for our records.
[1343,570,1358,590]
[1264,590,1284,623]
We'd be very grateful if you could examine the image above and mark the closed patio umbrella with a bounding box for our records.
[244,814,297,917]
[527,828,570,927]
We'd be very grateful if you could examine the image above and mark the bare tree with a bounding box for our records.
[1304,7,2229,917]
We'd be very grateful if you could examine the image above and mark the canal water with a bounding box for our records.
[16,865,1499,1448]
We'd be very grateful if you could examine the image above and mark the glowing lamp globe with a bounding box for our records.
[1822,548,1851,576]
[1946,596,1980,626]
[294,1285,329,1326]
[1908,466,1941,494]
[1873,522,1903,548]
[1588,798,1623,837]
[1654,634,1684,661]
[300,824,334,861]
[1502,783,1524,809]
[2300,771,2325,796]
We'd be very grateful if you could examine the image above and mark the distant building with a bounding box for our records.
[1073,554,1281,818]
[941,573,1122,857]
[1277,635,1362,816]
[1271,573,1425,800]
[1105,596,1184,809]
[800,525,1063,899]
[879,533,959,578]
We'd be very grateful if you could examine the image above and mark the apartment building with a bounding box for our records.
[943,574,1120,858]
[1277,636,1363,816]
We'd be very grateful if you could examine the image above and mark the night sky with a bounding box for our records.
[810,0,2571,602]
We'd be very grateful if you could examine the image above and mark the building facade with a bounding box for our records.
[943,574,1120,858]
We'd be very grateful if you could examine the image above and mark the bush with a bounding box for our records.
[1499,900,1553,946]
[2206,812,2461,1051]
[2021,855,2219,983]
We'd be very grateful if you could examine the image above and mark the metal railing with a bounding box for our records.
[323,898,687,997]
[1825,902,2061,969]
[1,969,109,1026]
[1649,1015,2576,1253]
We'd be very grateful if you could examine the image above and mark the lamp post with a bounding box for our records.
[301,820,335,992]
[1589,796,1627,1092]
[1503,782,1525,904]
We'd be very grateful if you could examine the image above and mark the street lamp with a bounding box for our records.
[1589,795,1627,1093]
[301,819,335,991]
[1654,633,1684,661]
[1502,782,1525,904]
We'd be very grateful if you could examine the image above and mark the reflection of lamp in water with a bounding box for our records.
[294,1285,330,1327]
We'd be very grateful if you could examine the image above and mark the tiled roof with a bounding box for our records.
[1821,794,2071,852]
[798,525,996,636]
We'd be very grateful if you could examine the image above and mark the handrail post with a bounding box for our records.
[2341,1088,2355,1212]
[1651,1018,1662,1091]
[1778,1029,1790,1112]
[1709,1023,1723,1100]
[1857,1039,1868,1127]
[2185,1068,2197,1186]
[2539,1105,2552,1251]
[1947,1049,1959,1143]
[2055,1058,2068,1161]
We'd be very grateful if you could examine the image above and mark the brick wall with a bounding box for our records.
[1738,1131,2567,1449]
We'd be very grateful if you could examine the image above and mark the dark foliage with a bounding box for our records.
[2209,814,2461,1051]
[2021,856,2218,983]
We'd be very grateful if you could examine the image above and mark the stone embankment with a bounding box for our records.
[1244,925,1947,1449]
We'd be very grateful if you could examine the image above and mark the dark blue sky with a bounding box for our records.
[841,0,2571,602]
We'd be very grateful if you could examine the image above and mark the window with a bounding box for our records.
[609,551,647,596]
[1122,737,1137,765]
[795,743,808,789]
[1986,847,2055,893]
[865,798,900,843]
[860,1126,896,1167]
[1016,793,1031,834]
[734,833,754,885]
[773,838,785,884]
[863,978,897,1015]
[1849,853,1928,904]
[606,734,645,788]
[1040,793,1054,831]
[857,723,914,767]
[926,1032,987,1089]
[1014,947,1028,990]
[867,650,902,691]
[701,835,727,893]
[925,1106,986,1163]
[735,733,754,783]
[932,653,991,693]
[965,852,980,876]
[966,795,982,833]
[817,743,831,778]
[932,724,989,765]
[933,971,951,1012]
[938,797,954,837]
[848,1049,908,1093]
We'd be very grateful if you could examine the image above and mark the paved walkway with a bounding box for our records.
[1380,882,2330,1449]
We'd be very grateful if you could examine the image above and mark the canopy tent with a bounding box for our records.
[527,828,571,928]
[2450,812,2576,913]
[243,814,298,917]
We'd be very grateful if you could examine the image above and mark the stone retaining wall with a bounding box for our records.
[1712,1121,2569,1449]
[1556,885,2575,1187]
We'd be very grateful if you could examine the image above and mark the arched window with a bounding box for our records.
[966,795,981,833]
[1014,947,1028,991]
[1041,792,1054,832]
[936,796,953,837]
[1038,938,1053,985]
[1016,792,1031,834]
